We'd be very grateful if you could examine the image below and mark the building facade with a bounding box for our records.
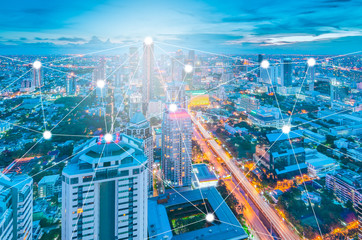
[0,173,33,240]
[61,134,148,240]
[161,108,192,187]
[126,111,154,193]
[326,169,362,207]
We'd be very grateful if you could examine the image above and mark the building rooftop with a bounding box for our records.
[192,164,218,183]
[328,169,362,190]
[305,148,337,167]
[275,163,307,175]
[267,130,303,142]
[148,187,248,240]
[63,134,147,176]
[130,111,147,125]
[38,174,59,185]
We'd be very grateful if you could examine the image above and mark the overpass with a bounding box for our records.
[192,116,301,240]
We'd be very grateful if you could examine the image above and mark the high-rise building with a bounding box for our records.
[281,58,292,87]
[66,72,77,95]
[129,92,143,118]
[161,108,192,187]
[93,59,107,98]
[326,169,362,207]
[253,130,307,178]
[126,111,154,192]
[257,54,264,77]
[0,173,33,240]
[330,79,348,102]
[20,78,35,92]
[260,65,279,85]
[166,81,186,108]
[129,47,140,80]
[142,41,154,114]
[171,50,185,82]
[306,64,315,92]
[238,95,260,113]
[33,67,42,88]
[62,134,148,240]
[188,50,195,63]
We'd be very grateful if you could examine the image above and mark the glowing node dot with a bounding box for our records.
[205,213,215,223]
[144,37,153,45]
[307,58,316,67]
[260,60,270,69]
[97,80,105,89]
[33,60,42,70]
[43,131,52,140]
[184,64,193,73]
[282,125,291,134]
[104,133,113,142]
[169,104,178,112]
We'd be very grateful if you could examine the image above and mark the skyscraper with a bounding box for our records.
[260,65,279,85]
[129,47,140,80]
[126,111,154,193]
[161,108,192,187]
[166,81,186,108]
[66,72,77,95]
[61,134,148,240]
[281,58,292,87]
[93,59,107,98]
[0,173,33,240]
[129,92,143,118]
[33,67,42,87]
[171,50,184,81]
[307,64,315,92]
[142,41,154,114]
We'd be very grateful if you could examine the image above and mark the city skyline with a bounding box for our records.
[0,1,361,240]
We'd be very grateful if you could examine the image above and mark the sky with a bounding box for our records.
[0,0,361,54]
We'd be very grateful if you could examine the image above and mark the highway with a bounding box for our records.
[194,129,273,240]
[192,116,301,240]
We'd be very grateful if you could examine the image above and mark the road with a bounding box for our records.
[192,116,301,240]
[194,129,273,240]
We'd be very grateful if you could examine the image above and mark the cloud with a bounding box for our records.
[57,37,86,42]
[226,29,362,46]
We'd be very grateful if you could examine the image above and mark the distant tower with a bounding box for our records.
[129,47,140,81]
[166,82,186,108]
[257,54,264,77]
[33,67,42,87]
[281,58,292,87]
[129,92,143,118]
[171,50,184,81]
[66,72,77,95]
[114,68,123,90]
[142,41,154,114]
[20,78,35,92]
[62,134,148,240]
[93,59,107,98]
[307,64,315,92]
[188,50,195,63]
[126,111,154,193]
[260,65,278,85]
[161,108,192,187]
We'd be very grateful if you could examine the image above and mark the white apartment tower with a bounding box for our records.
[0,173,33,240]
[161,108,192,187]
[62,134,148,240]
